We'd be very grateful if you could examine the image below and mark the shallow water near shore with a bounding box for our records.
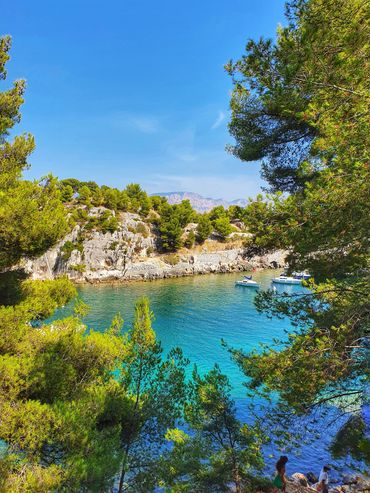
[52,270,365,478]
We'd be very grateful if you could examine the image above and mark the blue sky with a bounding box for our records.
[3,0,286,200]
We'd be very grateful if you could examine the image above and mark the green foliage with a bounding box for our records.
[227,0,370,457]
[0,298,126,491]
[90,185,103,206]
[61,240,84,261]
[84,210,119,234]
[71,206,88,224]
[0,176,69,269]
[227,0,369,191]
[150,195,167,211]
[100,211,119,233]
[77,184,92,206]
[228,205,247,224]
[196,215,213,243]
[161,365,264,493]
[60,178,81,192]
[125,183,151,216]
[330,415,370,465]
[70,263,86,273]
[115,297,188,492]
[109,241,119,250]
[59,183,74,202]
[184,230,195,249]
[101,185,120,210]
[0,37,68,269]
[208,205,227,222]
[0,39,126,491]
[213,216,232,240]
[158,205,183,252]
[118,190,130,211]
[175,200,196,227]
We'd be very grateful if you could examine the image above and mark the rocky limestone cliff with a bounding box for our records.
[23,209,286,283]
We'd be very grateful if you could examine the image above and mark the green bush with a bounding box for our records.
[61,240,83,261]
[213,216,233,240]
[101,215,119,234]
[71,207,88,224]
[184,230,195,249]
[196,216,213,243]
[70,264,86,273]
[82,211,119,234]
[84,216,99,230]
[61,241,75,261]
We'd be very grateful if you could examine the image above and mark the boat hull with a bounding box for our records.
[235,281,259,288]
[272,278,302,285]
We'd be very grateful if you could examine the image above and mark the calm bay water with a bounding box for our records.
[52,270,362,477]
[54,270,293,397]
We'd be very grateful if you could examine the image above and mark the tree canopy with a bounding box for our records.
[227,0,369,457]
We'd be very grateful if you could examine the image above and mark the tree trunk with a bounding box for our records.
[232,456,242,493]
[117,453,127,493]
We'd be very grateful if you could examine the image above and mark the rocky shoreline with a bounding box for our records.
[286,473,370,493]
[23,210,286,284]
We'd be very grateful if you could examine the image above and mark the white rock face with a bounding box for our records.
[23,211,286,283]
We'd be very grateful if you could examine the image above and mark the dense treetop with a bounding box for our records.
[57,177,247,252]
[226,0,369,459]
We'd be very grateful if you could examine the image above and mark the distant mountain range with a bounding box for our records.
[154,192,248,213]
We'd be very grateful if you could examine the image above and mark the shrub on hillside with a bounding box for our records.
[196,216,213,243]
[213,216,233,240]
[184,231,195,249]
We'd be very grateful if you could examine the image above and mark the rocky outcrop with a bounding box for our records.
[23,210,286,283]
[287,474,370,493]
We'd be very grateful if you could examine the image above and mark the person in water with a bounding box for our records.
[273,456,288,492]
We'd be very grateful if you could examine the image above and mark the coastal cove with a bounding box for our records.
[1,1,368,488]
[51,270,364,478]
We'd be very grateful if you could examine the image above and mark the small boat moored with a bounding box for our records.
[235,275,260,288]
[292,271,311,280]
[272,274,302,285]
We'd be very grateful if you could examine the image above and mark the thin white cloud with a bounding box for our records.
[97,112,162,134]
[211,110,225,130]
[130,116,161,134]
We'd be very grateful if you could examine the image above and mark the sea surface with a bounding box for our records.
[52,270,364,479]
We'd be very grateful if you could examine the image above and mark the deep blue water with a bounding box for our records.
[52,271,366,479]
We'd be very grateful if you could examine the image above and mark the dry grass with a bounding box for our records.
[179,238,244,254]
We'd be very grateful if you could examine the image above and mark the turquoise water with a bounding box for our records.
[53,270,293,398]
[52,271,362,477]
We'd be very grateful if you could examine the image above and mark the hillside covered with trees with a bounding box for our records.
[226,0,369,464]
[56,177,251,249]
[0,0,369,491]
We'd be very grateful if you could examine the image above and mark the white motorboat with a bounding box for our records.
[272,274,302,285]
[292,271,311,280]
[235,275,259,288]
